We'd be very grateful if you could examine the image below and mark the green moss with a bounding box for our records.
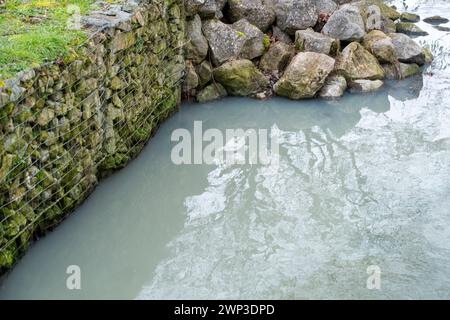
[262,35,270,50]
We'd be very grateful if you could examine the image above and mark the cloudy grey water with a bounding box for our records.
[1,0,450,300]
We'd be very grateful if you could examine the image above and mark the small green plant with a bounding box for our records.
[262,35,270,50]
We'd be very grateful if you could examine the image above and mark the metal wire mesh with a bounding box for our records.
[0,0,186,272]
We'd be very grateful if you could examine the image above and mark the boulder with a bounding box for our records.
[375,15,397,34]
[401,12,420,23]
[362,30,396,63]
[185,0,227,18]
[382,63,421,80]
[295,28,340,56]
[196,61,213,87]
[202,19,245,65]
[228,0,276,32]
[316,0,338,16]
[232,19,268,60]
[389,33,426,65]
[319,74,347,99]
[259,41,294,73]
[362,0,400,21]
[198,0,218,18]
[396,22,428,37]
[274,52,335,99]
[423,15,449,25]
[213,59,269,96]
[272,26,293,44]
[183,61,199,93]
[202,19,268,65]
[322,4,366,41]
[197,83,228,103]
[274,0,319,35]
[185,15,209,64]
[335,42,385,80]
[349,79,384,92]
[185,0,207,17]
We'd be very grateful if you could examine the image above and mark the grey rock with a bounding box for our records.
[335,42,385,80]
[396,22,428,37]
[274,0,319,35]
[196,61,213,87]
[423,15,449,25]
[295,28,340,56]
[272,26,292,44]
[362,30,396,63]
[202,19,245,65]
[389,33,425,65]
[322,4,366,41]
[228,0,276,32]
[183,61,199,93]
[316,0,338,16]
[259,41,294,73]
[232,19,268,60]
[213,59,269,96]
[185,15,209,64]
[319,74,347,99]
[382,63,421,80]
[400,12,420,23]
[274,52,335,99]
[349,79,384,92]
[196,83,228,103]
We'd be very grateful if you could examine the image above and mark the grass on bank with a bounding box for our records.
[0,0,119,80]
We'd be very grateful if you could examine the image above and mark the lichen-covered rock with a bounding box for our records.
[319,74,347,99]
[232,19,268,60]
[362,30,396,63]
[274,52,335,99]
[274,0,319,35]
[383,63,421,80]
[295,28,340,56]
[196,60,213,87]
[183,61,199,93]
[213,59,269,96]
[272,26,292,44]
[185,0,208,17]
[396,22,428,37]
[316,0,338,16]
[259,41,294,73]
[401,12,420,23]
[349,79,384,92]
[373,15,397,34]
[322,4,366,41]
[196,83,228,103]
[389,33,426,65]
[362,0,400,21]
[202,19,245,65]
[185,15,209,63]
[197,0,219,18]
[335,42,385,80]
[228,0,276,32]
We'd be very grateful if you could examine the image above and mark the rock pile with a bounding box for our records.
[183,0,433,102]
